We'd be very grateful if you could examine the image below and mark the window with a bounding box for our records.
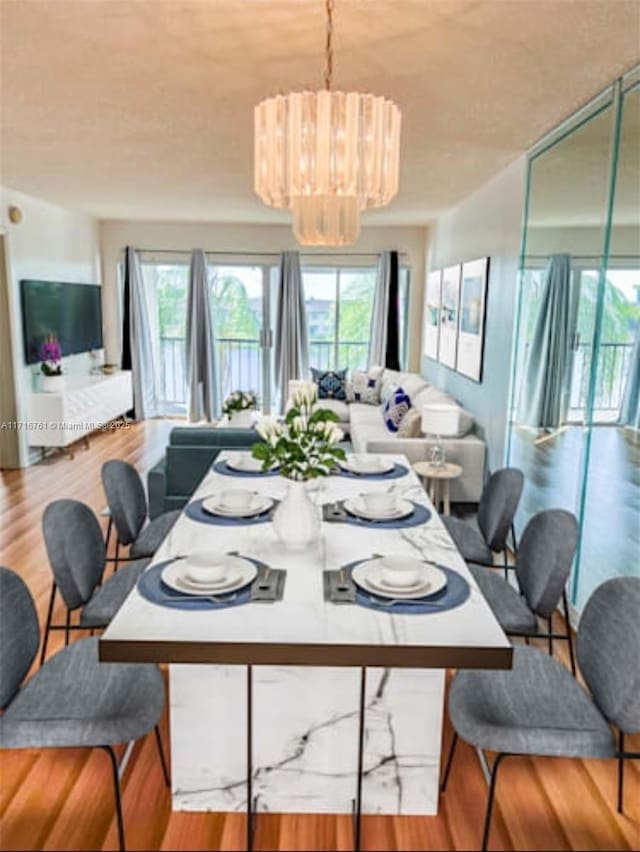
[303,265,410,372]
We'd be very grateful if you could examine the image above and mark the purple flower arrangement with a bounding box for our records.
[40,336,63,376]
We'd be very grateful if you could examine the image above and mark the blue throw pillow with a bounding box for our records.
[311,368,347,400]
[383,386,411,432]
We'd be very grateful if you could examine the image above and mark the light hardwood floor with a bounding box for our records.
[0,420,638,851]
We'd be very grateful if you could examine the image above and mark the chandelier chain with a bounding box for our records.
[324,0,334,90]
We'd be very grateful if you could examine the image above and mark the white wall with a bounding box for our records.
[99,220,428,371]
[0,187,101,466]
[421,157,526,470]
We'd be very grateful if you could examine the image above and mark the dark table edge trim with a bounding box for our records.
[99,639,513,670]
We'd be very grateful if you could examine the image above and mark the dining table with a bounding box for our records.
[100,451,512,851]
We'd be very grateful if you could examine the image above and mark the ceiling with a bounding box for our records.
[1,0,639,226]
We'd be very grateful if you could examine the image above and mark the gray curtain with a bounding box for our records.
[274,251,308,413]
[368,251,391,367]
[619,324,640,430]
[124,246,157,420]
[517,254,578,428]
[186,249,218,422]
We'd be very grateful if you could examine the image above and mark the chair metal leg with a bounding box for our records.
[102,746,126,852]
[547,618,553,657]
[154,725,170,788]
[40,582,57,666]
[440,731,458,792]
[510,522,518,553]
[114,540,121,571]
[618,731,625,814]
[105,515,113,551]
[562,589,577,676]
[481,753,507,852]
[64,609,71,646]
[502,549,509,581]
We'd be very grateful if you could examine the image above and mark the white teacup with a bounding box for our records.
[361,491,397,515]
[220,488,254,511]
[185,553,227,584]
[379,554,425,588]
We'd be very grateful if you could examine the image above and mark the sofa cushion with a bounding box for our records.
[421,403,474,437]
[382,387,412,433]
[346,368,382,405]
[311,368,347,400]
[397,407,423,438]
[349,403,383,427]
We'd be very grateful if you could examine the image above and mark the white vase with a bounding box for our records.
[229,409,254,427]
[40,374,64,393]
[272,479,321,550]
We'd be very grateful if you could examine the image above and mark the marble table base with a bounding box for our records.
[170,664,445,815]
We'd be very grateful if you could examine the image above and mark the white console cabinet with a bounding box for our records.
[27,372,133,457]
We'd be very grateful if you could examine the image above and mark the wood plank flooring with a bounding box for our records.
[0,420,638,851]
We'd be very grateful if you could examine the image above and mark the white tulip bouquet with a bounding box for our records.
[252,381,345,481]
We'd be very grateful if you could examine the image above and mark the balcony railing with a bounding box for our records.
[569,341,634,417]
[308,340,369,372]
[158,336,370,407]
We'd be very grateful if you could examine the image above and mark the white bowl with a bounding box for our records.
[220,488,254,511]
[184,553,228,584]
[362,492,397,515]
[379,554,425,588]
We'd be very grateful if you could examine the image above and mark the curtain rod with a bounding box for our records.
[129,248,410,259]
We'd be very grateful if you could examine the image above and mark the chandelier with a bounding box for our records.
[254,0,401,246]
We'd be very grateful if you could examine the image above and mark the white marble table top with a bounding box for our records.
[100,453,511,670]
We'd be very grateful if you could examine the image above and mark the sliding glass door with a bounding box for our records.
[303,265,410,372]
[209,264,276,413]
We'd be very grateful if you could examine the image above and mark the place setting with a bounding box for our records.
[335,453,409,481]
[137,549,286,610]
[323,488,431,529]
[212,453,280,478]
[324,552,470,614]
[185,486,279,526]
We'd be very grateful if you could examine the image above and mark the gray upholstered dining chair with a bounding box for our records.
[442,467,524,578]
[440,576,640,851]
[40,499,150,665]
[0,566,169,852]
[469,508,578,674]
[102,460,180,566]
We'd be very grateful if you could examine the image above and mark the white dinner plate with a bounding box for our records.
[202,494,273,518]
[161,555,257,596]
[343,496,414,522]
[352,559,448,600]
[226,456,278,474]
[339,456,395,475]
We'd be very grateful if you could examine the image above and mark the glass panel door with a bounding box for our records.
[209,264,273,412]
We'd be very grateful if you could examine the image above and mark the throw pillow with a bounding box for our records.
[311,367,347,400]
[346,368,382,404]
[397,407,423,438]
[382,386,412,433]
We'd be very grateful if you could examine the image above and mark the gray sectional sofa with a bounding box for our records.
[293,369,486,503]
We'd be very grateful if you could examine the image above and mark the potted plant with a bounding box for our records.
[222,390,258,427]
[39,336,64,393]
[252,382,345,548]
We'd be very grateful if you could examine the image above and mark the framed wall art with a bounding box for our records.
[456,257,489,382]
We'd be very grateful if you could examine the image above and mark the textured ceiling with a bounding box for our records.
[1,0,639,225]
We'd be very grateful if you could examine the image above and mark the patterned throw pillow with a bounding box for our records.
[382,386,412,433]
[311,368,347,400]
[346,368,382,405]
[397,407,423,438]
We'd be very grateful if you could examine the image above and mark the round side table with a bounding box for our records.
[413,461,463,516]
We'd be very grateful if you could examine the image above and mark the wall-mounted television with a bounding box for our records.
[21,280,103,365]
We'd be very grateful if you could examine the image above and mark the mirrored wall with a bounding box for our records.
[507,65,640,612]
